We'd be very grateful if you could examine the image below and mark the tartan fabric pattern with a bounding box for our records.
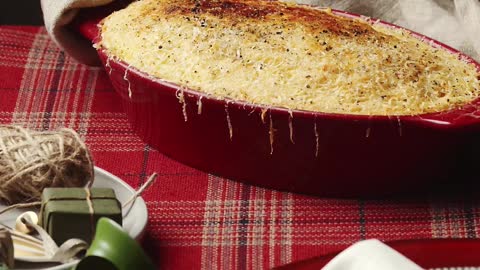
[1,26,479,269]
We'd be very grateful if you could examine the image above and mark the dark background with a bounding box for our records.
[1,1,44,25]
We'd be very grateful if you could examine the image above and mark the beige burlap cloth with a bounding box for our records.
[41,0,480,65]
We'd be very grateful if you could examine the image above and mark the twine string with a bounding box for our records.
[122,173,158,218]
[83,186,95,242]
[0,202,42,216]
[0,126,94,205]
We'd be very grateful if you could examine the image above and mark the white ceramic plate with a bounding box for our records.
[0,166,148,270]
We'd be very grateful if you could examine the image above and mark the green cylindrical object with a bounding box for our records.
[75,218,154,270]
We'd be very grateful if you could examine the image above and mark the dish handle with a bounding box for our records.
[70,0,132,42]
[407,97,480,132]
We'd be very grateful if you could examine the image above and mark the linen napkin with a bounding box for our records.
[322,239,423,270]
[41,0,480,65]
[41,0,115,65]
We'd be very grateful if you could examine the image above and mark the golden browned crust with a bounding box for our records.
[161,0,373,36]
[99,0,480,115]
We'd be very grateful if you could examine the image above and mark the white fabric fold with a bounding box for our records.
[41,0,114,65]
[322,239,423,270]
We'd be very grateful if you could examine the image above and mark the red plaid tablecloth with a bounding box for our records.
[1,26,479,269]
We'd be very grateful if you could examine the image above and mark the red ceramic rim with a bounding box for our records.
[75,4,480,130]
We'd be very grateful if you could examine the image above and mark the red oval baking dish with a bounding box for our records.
[73,2,480,197]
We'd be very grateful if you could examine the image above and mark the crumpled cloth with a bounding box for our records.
[322,239,423,270]
[41,0,114,65]
[41,0,480,65]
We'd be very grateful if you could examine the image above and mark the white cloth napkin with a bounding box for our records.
[322,239,423,270]
[41,0,480,65]
[41,0,115,65]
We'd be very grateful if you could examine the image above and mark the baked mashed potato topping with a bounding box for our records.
[99,0,480,115]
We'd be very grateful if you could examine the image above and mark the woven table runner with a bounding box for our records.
[1,26,479,269]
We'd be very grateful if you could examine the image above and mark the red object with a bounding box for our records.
[73,4,480,197]
[276,238,480,269]
[2,25,480,270]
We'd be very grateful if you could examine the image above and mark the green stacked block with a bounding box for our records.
[40,188,122,245]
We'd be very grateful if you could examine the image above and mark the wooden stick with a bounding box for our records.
[0,201,41,216]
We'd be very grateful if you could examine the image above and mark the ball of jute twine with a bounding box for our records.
[0,126,94,205]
